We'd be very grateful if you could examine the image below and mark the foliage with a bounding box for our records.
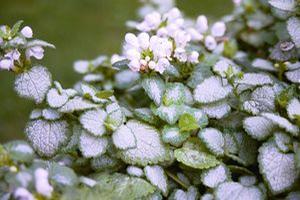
[0,0,300,199]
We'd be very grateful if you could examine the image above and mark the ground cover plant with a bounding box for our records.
[0,0,300,199]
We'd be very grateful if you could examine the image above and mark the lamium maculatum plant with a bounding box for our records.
[0,0,300,199]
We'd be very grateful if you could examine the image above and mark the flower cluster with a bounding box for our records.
[0,21,53,71]
[0,0,300,199]
[123,7,228,74]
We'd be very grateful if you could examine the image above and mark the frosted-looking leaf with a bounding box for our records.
[258,141,297,194]
[162,126,189,147]
[48,163,78,186]
[105,102,125,131]
[42,108,62,120]
[154,104,182,125]
[30,109,42,119]
[142,75,165,106]
[80,109,107,136]
[215,181,263,200]
[144,165,168,196]
[224,132,238,154]
[58,97,98,113]
[115,69,140,89]
[133,108,159,125]
[201,193,214,200]
[116,120,171,166]
[269,0,296,11]
[47,88,69,108]
[4,141,34,163]
[79,131,108,158]
[15,66,52,104]
[285,68,300,84]
[252,58,276,72]
[83,74,104,83]
[239,176,257,186]
[169,189,187,200]
[25,119,69,157]
[243,85,276,115]
[232,132,258,166]
[274,132,292,153]
[213,59,240,77]
[187,63,214,89]
[287,98,300,119]
[183,86,194,105]
[183,107,208,128]
[243,116,276,140]
[194,76,232,103]
[236,73,273,86]
[201,165,229,188]
[112,124,136,150]
[287,17,300,48]
[201,101,231,119]
[174,147,220,169]
[198,128,225,156]
[163,83,185,106]
[127,166,144,177]
[261,113,299,136]
[91,154,121,171]
[286,192,300,200]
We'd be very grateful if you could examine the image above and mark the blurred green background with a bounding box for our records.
[0,0,232,142]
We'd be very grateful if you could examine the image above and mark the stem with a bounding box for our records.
[165,170,189,190]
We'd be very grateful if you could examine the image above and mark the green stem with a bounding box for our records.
[165,170,189,190]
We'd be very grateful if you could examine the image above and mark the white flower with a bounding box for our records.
[187,28,204,41]
[26,46,44,60]
[6,49,21,60]
[137,12,162,32]
[74,60,90,74]
[188,51,199,64]
[14,188,34,200]
[196,15,208,33]
[205,35,217,51]
[111,54,125,64]
[233,0,242,6]
[0,49,20,70]
[211,22,226,37]
[124,32,172,74]
[174,30,191,48]
[174,47,188,62]
[0,59,13,70]
[149,35,172,58]
[155,57,170,74]
[34,168,53,198]
[21,26,33,38]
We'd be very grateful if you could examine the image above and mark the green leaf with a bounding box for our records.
[11,20,23,37]
[174,147,220,169]
[133,108,159,125]
[112,59,129,70]
[95,90,114,99]
[62,173,156,200]
[179,113,200,132]
[163,83,185,106]
[4,141,34,163]
[162,126,190,147]
[49,163,78,186]
[223,40,238,58]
